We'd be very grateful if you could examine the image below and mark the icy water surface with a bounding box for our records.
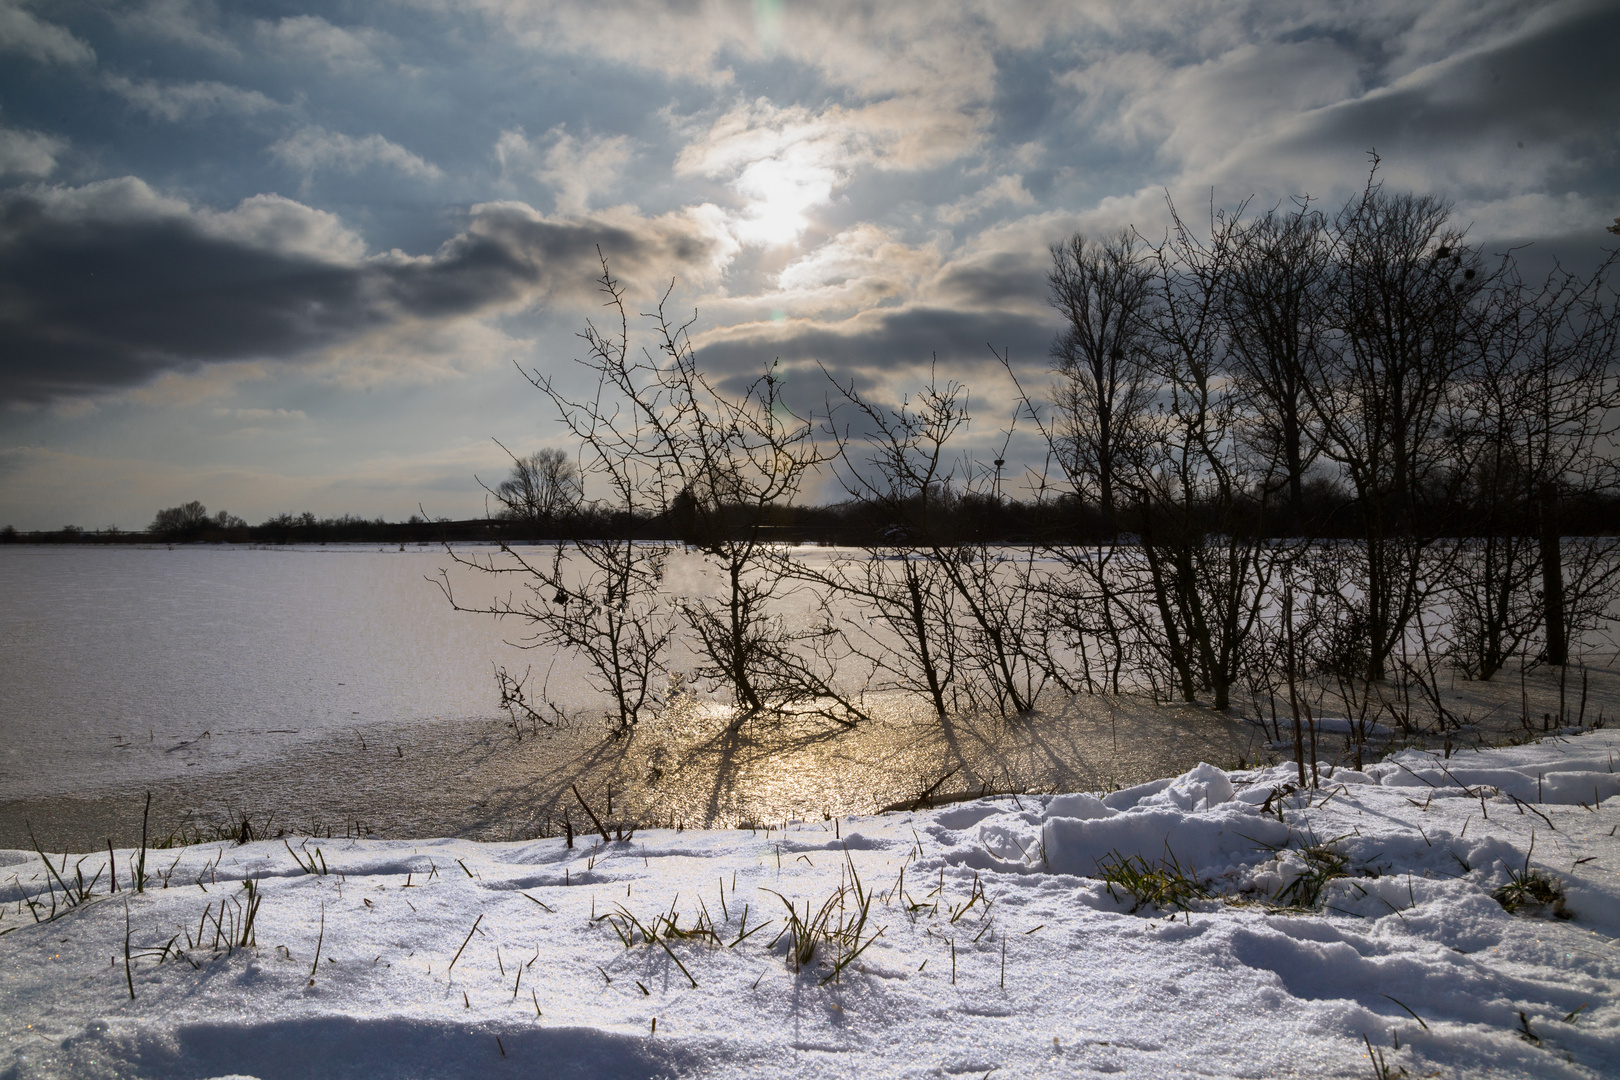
[3,544,1612,852]
[0,544,530,798]
[0,544,1268,849]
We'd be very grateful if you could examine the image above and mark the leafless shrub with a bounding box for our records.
[822,369,1050,716]
[505,256,863,730]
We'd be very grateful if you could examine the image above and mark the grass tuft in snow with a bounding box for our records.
[1273,841,1352,909]
[1362,1034,1407,1079]
[599,899,708,987]
[149,810,280,849]
[1493,834,1571,918]
[765,856,885,984]
[26,821,105,919]
[1095,849,1209,914]
[283,838,329,875]
[1493,866,1569,918]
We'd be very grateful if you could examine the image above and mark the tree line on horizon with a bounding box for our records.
[6,473,1618,550]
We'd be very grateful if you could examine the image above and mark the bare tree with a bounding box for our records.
[1444,378,1542,680]
[818,374,966,719]
[1451,253,1620,673]
[439,265,675,734]
[1046,230,1157,531]
[488,446,582,532]
[1224,201,1330,534]
[1014,231,1164,701]
[1515,258,1620,665]
[1118,202,1291,710]
[150,501,210,536]
[438,536,675,735]
[1304,166,1487,681]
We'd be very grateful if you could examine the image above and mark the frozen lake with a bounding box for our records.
[3,543,1609,853]
[1,544,1273,849]
[0,543,525,801]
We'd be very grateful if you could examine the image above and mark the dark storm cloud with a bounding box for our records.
[1266,2,1620,191]
[0,179,729,403]
[695,305,1056,388]
[934,250,1050,309]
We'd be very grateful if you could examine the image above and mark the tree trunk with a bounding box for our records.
[1284,417,1304,537]
[905,563,949,719]
[1540,481,1567,666]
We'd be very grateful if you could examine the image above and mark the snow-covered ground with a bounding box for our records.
[3,732,1618,1079]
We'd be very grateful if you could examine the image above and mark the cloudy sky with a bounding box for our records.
[2,0,1616,529]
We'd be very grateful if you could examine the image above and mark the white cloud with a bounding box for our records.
[462,0,1047,108]
[200,192,369,264]
[212,406,310,427]
[467,0,1041,195]
[114,363,270,411]
[16,174,195,224]
[1058,50,1174,150]
[495,126,635,215]
[255,15,390,73]
[0,0,94,65]
[0,123,65,177]
[678,96,979,179]
[675,101,848,246]
[938,175,1036,225]
[1455,191,1608,244]
[1382,0,1551,79]
[540,130,634,216]
[104,75,280,122]
[444,0,742,88]
[1060,40,1366,176]
[306,314,534,391]
[116,0,238,56]
[770,225,941,314]
[271,126,443,181]
[17,177,369,264]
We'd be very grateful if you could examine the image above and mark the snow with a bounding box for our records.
[3,733,1618,1079]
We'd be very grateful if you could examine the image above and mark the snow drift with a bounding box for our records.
[2,733,1617,1079]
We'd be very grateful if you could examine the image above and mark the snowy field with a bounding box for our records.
[3,732,1618,1079]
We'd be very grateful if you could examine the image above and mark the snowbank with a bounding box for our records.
[3,733,1617,1079]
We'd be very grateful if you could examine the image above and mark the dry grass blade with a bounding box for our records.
[448,913,483,972]
[284,839,328,875]
[1379,994,1428,1031]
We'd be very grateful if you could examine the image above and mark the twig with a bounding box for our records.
[572,784,612,844]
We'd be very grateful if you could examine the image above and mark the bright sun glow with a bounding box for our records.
[731,155,836,247]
